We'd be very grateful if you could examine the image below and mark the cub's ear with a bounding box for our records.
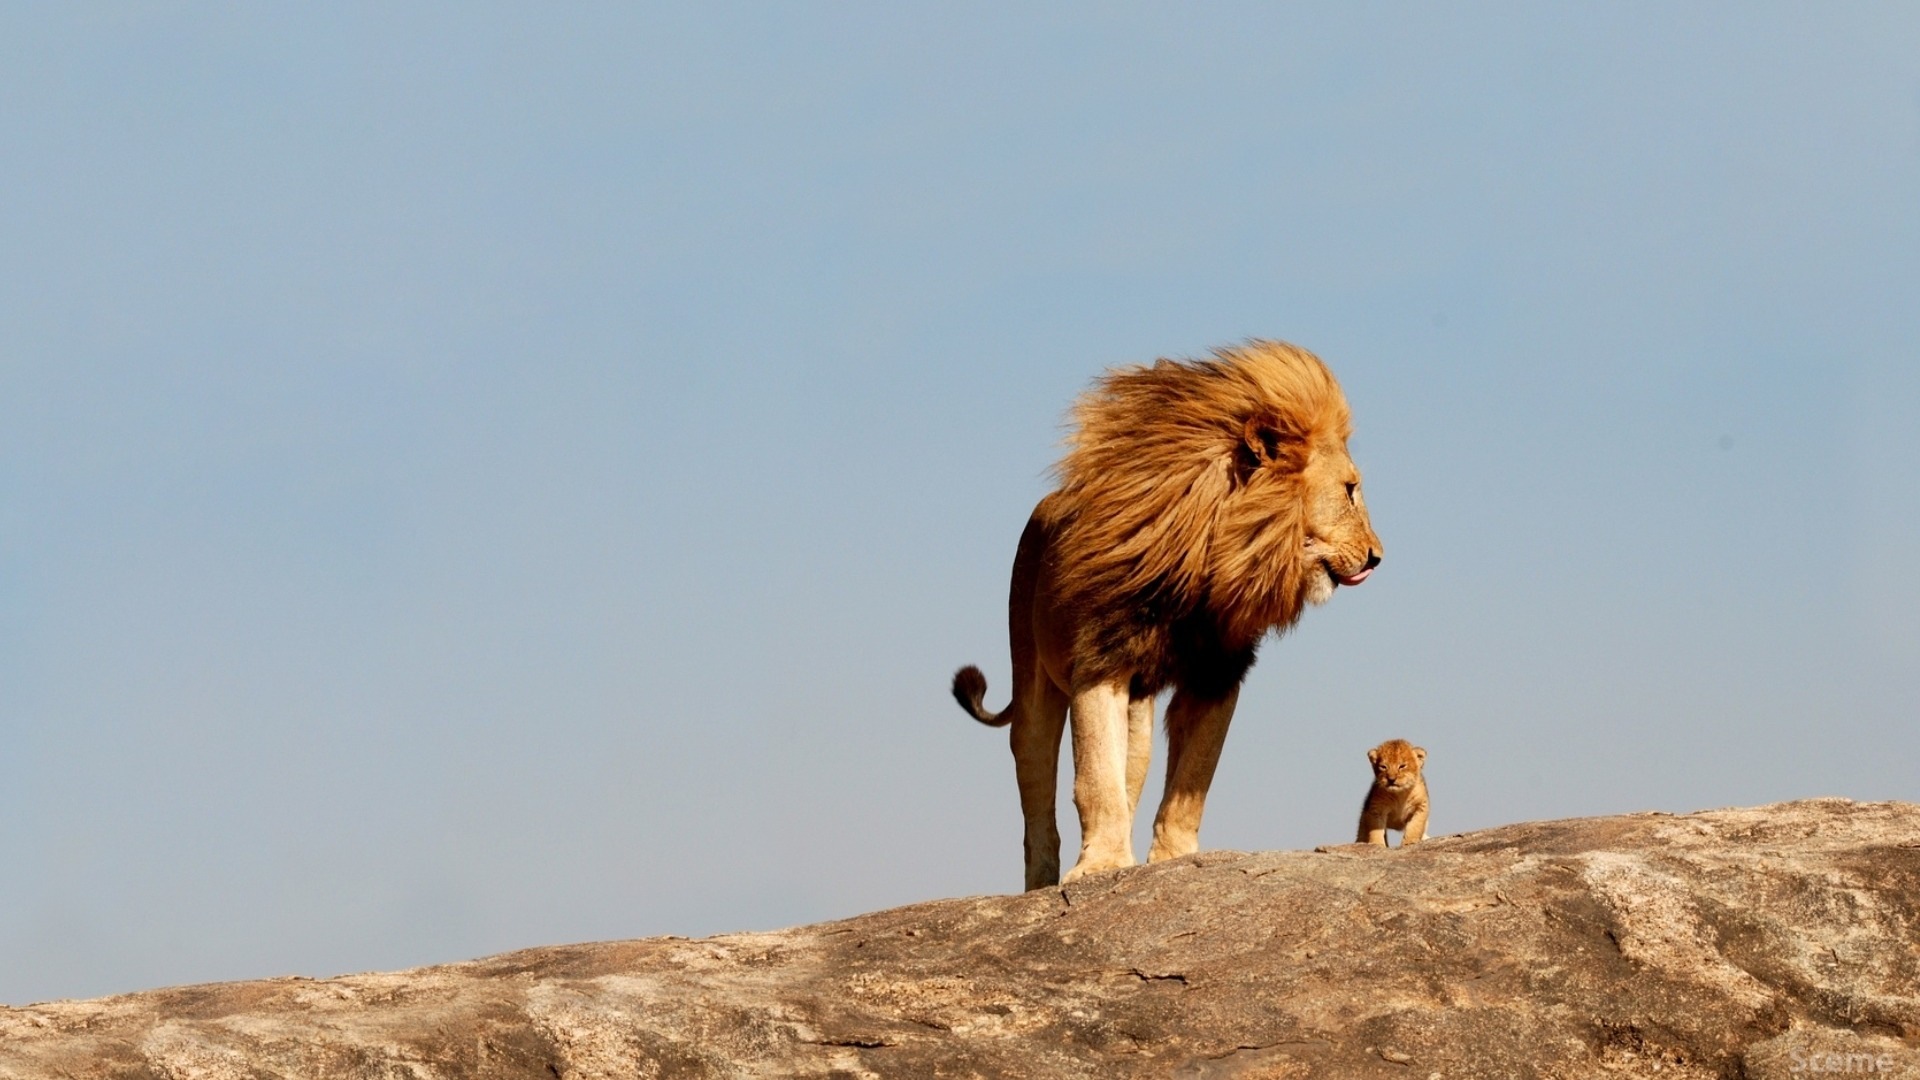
[1366,747,1382,767]
[1414,747,1427,764]
[1239,412,1308,474]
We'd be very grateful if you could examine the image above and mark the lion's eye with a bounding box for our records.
[1345,482,1357,503]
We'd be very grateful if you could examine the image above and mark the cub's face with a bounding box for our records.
[1301,441,1383,606]
[1368,739,1426,792]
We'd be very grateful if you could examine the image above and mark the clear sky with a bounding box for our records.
[2,5,1916,1005]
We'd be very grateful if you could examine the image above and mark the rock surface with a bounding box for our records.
[3,799,1918,1079]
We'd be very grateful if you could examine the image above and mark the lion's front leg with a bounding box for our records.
[1125,693,1154,820]
[1063,679,1136,882]
[1402,804,1429,846]
[1148,688,1239,863]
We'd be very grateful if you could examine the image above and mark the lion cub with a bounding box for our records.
[1357,739,1429,847]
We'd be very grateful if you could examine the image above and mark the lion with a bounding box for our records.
[1357,739,1428,847]
[952,340,1383,890]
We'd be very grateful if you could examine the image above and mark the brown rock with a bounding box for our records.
[3,799,1917,1078]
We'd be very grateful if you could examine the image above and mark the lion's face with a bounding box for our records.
[1300,441,1383,606]
[1369,739,1426,792]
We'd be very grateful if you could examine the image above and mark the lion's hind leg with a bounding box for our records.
[1010,677,1069,891]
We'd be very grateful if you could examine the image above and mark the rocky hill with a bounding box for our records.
[2,799,1916,1079]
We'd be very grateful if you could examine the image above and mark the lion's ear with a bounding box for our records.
[1414,747,1427,765]
[1240,413,1308,474]
[1367,747,1381,767]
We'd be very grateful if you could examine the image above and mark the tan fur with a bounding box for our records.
[1358,739,1429,848]
[953,340,1384,890]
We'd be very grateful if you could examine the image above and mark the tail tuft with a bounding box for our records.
[951,665,1009,726]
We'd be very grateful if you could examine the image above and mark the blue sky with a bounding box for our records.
[2,5,1916,1004]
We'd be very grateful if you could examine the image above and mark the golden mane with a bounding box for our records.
[1051,340,1353,651]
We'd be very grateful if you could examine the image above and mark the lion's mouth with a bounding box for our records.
[1330,564,1373,588]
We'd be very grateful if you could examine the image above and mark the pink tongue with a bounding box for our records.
[1337,567,1373,587]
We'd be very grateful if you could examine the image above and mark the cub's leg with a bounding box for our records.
[1063,678,1136,882]
[1124,693,1154,820]
[1147,688,1239,863]
[1358,807,1389,846]
[1402,803,1428,846]
[1009,677,1070,891]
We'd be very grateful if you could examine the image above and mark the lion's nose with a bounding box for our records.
[1362,550,1381,572]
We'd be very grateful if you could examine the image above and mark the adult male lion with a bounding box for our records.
[952,340,1382,890]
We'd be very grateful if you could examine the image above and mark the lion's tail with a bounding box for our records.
[951,665,1012,727]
